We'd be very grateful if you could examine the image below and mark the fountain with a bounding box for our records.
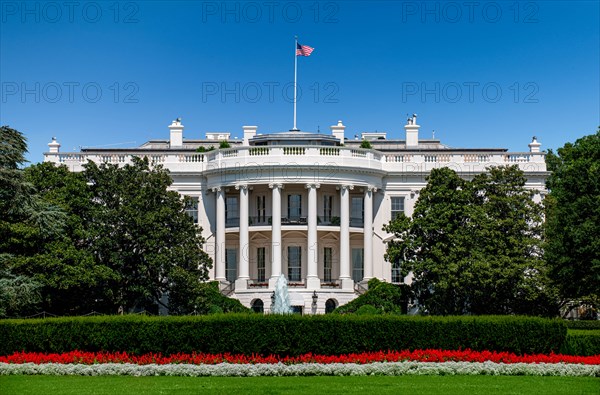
[271,273,293,314]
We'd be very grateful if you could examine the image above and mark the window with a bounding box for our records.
[257,247,266,282]
[351,196,364,227]
[352,248,364,282]
[323,247,333,282]
[323,195,333,222]
[184,197,198,224]
[391,196,405,220]
[226,248,237,283]
[288,194,302,220]
[287,246,302,282]
[256,195,266,224]
[225,196,239,227]
[391,259,402,283]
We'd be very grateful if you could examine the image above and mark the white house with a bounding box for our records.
[44,115,547,314]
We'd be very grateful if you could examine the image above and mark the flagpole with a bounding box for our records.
[293,35,298,131]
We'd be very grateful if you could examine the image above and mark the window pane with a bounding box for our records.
[391,197,405,220]
[288,246,301,282]
[323,247,332,282]
[257,247,266,282]
[226,248,237,283]
[288,195,301,219]
[391,259,402,283]
[184,197,198,224]
[352,248,364,282]
[226,197,239,226]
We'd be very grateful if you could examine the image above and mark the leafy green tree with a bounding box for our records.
[0,126,65,316]
[18,163,115,315]
[0,268,42,317]
[545,130,600,309]
[384,166,555,316]
[83,157,212,314]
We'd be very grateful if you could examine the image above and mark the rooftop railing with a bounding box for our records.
[45,146,546,174]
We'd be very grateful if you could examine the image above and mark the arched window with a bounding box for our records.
[325,299,337,314]
[251,299,264,314]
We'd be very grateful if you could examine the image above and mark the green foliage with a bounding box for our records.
[335,278,406,314]
[384,166,555,316]
[219,141,231,149]
[564,320,600,330]
[0,269,42,317]
[82,157,212,314]
[560,330,600,356]
[170,281,249,315]
[545,129,600,306]
[359,139,372,149]
[0,315,567,356]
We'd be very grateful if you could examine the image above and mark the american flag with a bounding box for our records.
[296,43,314,57]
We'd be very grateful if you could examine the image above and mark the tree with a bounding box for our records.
[0,126,65,316]
[545,129,600,309]
[83,157,213,314]
[384,166,555,316]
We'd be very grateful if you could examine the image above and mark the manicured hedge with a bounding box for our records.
[0,315,567,356]
[561,330,600,356]
[564,320,600,330]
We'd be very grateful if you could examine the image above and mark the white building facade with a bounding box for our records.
[44,116,547,314]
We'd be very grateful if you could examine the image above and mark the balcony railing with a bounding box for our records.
[228,215,365,228]
[45,146,546,174]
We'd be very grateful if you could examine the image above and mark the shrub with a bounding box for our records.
[219,141,231,149]
[561,330,600,356]
[0,315,567,356]
[355,305,381,315]
[359,140,372,149]
[564,320,600,330]
[334,278,407,314]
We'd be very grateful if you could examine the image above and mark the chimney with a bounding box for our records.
[48,137,60,153]
[529,136,541,153]
[243,125,257,146]
[405,114,419,147]
[330,120,346,142]
[169,118,184,148]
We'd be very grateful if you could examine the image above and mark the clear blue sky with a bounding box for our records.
[1,1,599,163]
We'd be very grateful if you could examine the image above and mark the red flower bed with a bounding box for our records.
[1,350,599,365]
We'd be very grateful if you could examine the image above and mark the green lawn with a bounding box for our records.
[1,375,598,395]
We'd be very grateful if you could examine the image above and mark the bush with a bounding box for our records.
[355,305,381,315]
[0,315,567,356]
[334,278,406,314]
[219,141,231,149]
[564,320,600,330]
[560,330,600,356]
[359,140,372,149]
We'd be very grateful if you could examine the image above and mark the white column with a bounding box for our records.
[339,184,354,289]
[214,187,226,282]
[235,184,249,290]
[363,186,375,283]
[306,183,320,289]
[269,183,283,288]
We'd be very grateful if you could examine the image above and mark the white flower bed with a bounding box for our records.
[1,362,599,377]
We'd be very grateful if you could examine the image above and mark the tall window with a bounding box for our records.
[256,195,266,224]
[323,247,333,282]
[323,195,333,222]
[391,259,402,283]
[391,197,405,220]
[352,248,364,282]
[226,248,237,283]
[351,196,364,226]
[288,194,302,220]
[184,197,198,224]
[257,247,266,282]
[225,196,239,226]
[287,246,302,282]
